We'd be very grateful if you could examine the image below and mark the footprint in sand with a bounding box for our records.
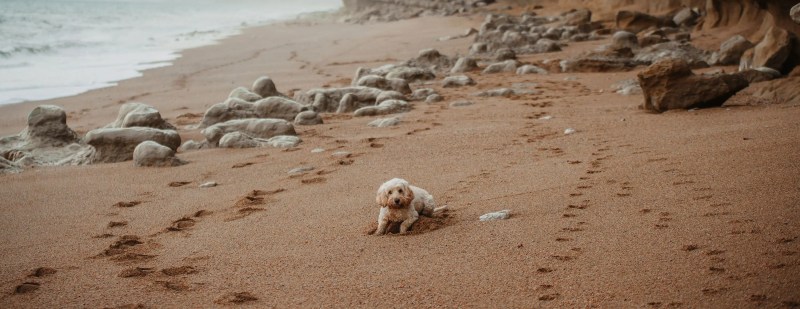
[551,255,575,262]
[114,201,142,208]
[231,162,256,168]
[216,292,259,304]
[161,266,198,276]
[167,217,196,232]
[168,181,191,187]
[118,266,155,278]
[98,235,157,263]
[536,267,554,273]
[108,221,128,228]
[301,177,326,184]
[14,282,40,294]
[30,267,57,278]
[538,293,559,301]
[156,279,192,292]
[226,189,283,221]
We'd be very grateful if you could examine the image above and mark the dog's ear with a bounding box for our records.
[403,184,415,206]
[376,187,388,207]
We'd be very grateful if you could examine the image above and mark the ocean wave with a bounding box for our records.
[0,46,54,58]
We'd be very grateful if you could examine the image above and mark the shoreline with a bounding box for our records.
[0,13,476,137]
[0,4,344,112]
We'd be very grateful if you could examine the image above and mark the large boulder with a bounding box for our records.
[295,87,382,113]
[199,98,258,128]
[637,58,749,112]
[714,35,754,65]
[201,118,296,146]
[520,39,562,54]
[672,8,699,27]
[482,60,519,74]
[562,9,591,26]
[84,127,181,163]
[106,102,176,130]
[385,66,436,82]
[253,97,307,121]
[450,57,479,73]
[751,67,800,105]
[252,76,283,98]
[294,110,323,126]
[616,11,671,34]
[751,26,793,72]
[0,105,95,169]
[21,105,79,149]
[229,87,262,102]
[0,105,78,151]
[442,75,476,88]
[355,75,412,94]
[560,48,639,72]
[404,48,454,71]
[353,100,410,117]
[633,41,710,68]
[516,64,549,75]
[611,31,639,50]
[376,90,406,103]
[133,141,186,167]
[218,132,301,149]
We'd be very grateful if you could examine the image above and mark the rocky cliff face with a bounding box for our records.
[341,0,494,22]
[342,0,799,36]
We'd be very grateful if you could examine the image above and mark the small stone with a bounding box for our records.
[539,115,553,120]
[450,100,474,107]
[288,166,314,175]
[425,94,443,103]
[311,148,325,153]
[479,210,511,221]
[199,182,217,188]
[442,75,476,88]
[564,128,577,135]
[331,151,351,158]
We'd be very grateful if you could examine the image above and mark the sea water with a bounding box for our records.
[0,0,341,105]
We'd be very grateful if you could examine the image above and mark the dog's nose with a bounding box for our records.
[394,198,401,205]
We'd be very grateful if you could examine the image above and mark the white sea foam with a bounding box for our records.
[0,0,341,105]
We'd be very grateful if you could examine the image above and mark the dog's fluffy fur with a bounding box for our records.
[375,178,445,235]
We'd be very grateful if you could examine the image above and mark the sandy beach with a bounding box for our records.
[1,1,799,308]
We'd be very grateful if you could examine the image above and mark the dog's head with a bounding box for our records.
[376,178,415,209]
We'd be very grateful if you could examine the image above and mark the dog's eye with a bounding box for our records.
[398,189,403,194]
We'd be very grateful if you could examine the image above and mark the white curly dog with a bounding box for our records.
[375,178,447,235]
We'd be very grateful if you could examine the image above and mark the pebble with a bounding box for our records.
[564,128,577,135]
[288,166,314,175]
[199,181,217,188]
[331,151,351,158]
[480,210,511,221]
[450,100,474,107]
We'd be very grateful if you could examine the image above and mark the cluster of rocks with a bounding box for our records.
[341,0,495,23]
[1,76,314,173]
[560,7,798,75]
[468,9,607,57]
[0,103,185,174]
